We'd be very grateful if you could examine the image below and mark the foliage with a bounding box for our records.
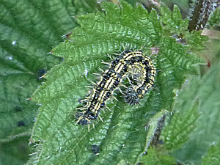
[140,147,176,165]
[1,0,217,165]
[0,136,32,164]
[171,61,220,164]
[73,0,102,15]
[0,0,77,140]
[142,58,220,165]
[160,102,200,150]
[202,141,220,165]
[145,109,168,151]
[207,6,220,29]
[29,1,205,165]
[0,0,87,164]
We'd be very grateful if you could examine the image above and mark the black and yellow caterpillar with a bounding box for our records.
[76,50,156,125]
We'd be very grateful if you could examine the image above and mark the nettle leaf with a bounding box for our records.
[160,101,200,150]
[0,0,80,164]
[0,0,77,141]
[144,109,168,151]
[160,5,208,51]
[30,1,206,164]
[170,62,220,164]
[0,136,32,164]
[160,5,189,35]
[140,147,176,165]
[73,0,101,16]
[207,6,220,29]
[202,141,220,165]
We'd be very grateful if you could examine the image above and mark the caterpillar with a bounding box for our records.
[75,50,156,125]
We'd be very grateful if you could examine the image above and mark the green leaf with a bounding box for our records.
[160,5,189,35]
[160,102,200,150]
[207,6,220,29]
[0,0,78,164]
[0,136,32,164]
[202,141,220,165]
[140,147,176,165]
[145,109,168,151]
[0,0,77,140]
[160,4,208,51]
[73,0,101,16]
[172,61,220,164]
[29,1,206,164]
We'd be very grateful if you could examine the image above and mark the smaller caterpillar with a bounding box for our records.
[75,50,156,125]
